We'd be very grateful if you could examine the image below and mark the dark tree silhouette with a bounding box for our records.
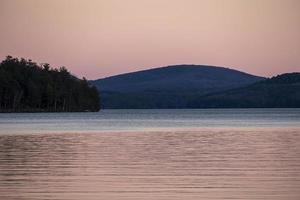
[0,56,100,112]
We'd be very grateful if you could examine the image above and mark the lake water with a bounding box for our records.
[0,109,300,200]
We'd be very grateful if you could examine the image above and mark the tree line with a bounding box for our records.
[0,56,100,112]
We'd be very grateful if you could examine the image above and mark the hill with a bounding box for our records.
[90,65,264,108]
[0,56,100,112]
[187,73,300,108]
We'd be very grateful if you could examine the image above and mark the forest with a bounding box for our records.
[0,56,100,112]
[186,73,300,108]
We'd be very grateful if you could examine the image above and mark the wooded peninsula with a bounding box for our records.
[0,56,100,112]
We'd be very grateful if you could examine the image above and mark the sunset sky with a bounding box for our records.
[0,0,299,79]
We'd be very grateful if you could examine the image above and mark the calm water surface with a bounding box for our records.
[0,109,300,199]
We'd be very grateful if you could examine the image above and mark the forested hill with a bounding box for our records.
[92,65,264,93]
[187,73,300,108]
[90,65,264,108]
[0,56,100,112]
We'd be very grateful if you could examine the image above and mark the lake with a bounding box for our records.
[0,109,300,199]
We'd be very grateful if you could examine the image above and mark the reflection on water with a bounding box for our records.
[0,129,300,200]
[0,109,300,134]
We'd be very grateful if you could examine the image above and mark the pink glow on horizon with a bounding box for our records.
[0,0,299,79]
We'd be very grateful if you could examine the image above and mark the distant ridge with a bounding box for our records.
[90,65,265,108]
[92,65,264,93]
[187,73,300,108]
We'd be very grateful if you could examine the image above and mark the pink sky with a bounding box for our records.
[0,0,299,79]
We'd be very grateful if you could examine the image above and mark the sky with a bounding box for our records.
[0,0,299,79]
